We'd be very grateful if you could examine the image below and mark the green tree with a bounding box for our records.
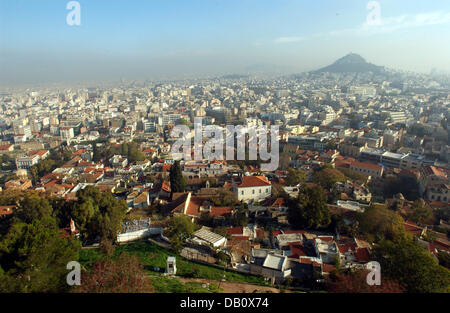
[233,203,249,227]
[437,251,450,270]
[271,183,289,199]
[373,239,450,293]
[357,205,407,243]
[127,142,145,163]
[93,143,101,163]
[15,194,53,224]
[76,186,127,242]
[213,188,238,206]
[383,176,420,201]
[71,198,96,239]
[286,168,306,186]
[1,154,9,164]
[278,153,291,170]
[121,142,129,156]
[166,215,195,252]
[313,168,346,189]
[0,217,81,292]
[169,161,186,194]
[409,200,433,225]
[28,166,39,184]
[166,215,195,239]
[288,186,331,229]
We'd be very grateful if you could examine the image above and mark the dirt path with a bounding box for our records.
[178,277,288,293]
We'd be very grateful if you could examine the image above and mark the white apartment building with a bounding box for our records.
[60,126,74,141]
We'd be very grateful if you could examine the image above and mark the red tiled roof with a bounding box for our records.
[355,248,370,262]
[321,263,336,273]
[429,201,450,208]
[403,221,424,236]
[210,206,233,217]
[289,243,307,258]
[283,230,305,235]
[73,149,86,155]
[422,166,448,178]
[334,161,351,169]
[237,176,271,188]
[350,160,383,171]
[269,198,286,208]
[184,197,205,217]
[338,243,357,254]
[43,180,60,188]
[231,236,249,241]
[227,227,243,235]
[272,230,282,237]
[29,150,49,157]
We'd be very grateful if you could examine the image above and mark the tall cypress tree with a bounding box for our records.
[93,143,101,163]
[169,161,185,195]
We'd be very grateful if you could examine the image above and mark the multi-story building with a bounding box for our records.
[15,154,40,169]
[349,85,377,97]
[60,126,75,141]
[419,166,449,197]
[339,142,367,158]
[359,147,384,164]
[161,113,182,126]
[380,151,404,168]
[349,160,384,177]
[425,184,450,203]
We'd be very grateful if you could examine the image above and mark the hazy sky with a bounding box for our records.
[1,0,450,86]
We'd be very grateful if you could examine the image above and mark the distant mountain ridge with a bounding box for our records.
[315,53,385,74]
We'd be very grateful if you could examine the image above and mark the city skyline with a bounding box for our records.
[1,0,450,87]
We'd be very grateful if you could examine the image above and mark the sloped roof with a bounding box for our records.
[193,228,225,245]
[227,227,244,235]
[210,206,233,217]
[237,176,271,188]
[263,254,285,271]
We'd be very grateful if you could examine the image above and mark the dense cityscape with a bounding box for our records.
[0,53,449,294]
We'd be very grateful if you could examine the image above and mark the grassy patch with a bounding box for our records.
[79,240,267,285]
[150,276,222,293]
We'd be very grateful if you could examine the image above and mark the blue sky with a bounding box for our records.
[1,0,450,85]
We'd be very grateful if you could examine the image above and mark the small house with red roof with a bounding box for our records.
[234,176,271,202]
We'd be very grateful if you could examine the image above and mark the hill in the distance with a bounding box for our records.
[315,53,385,74]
